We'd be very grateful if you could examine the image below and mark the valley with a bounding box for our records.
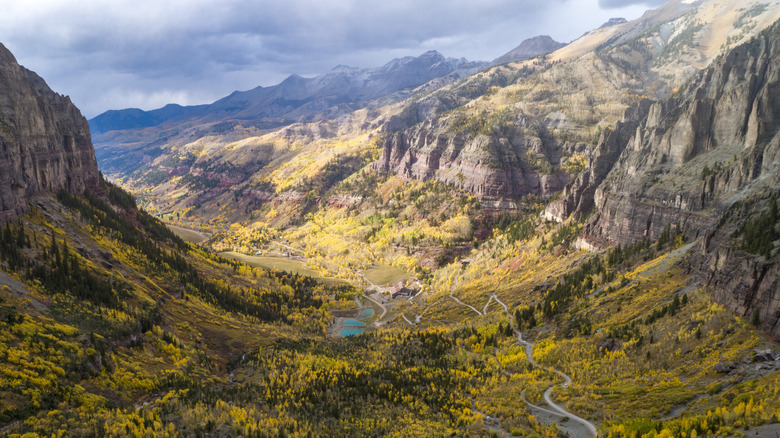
[2,0,780,436]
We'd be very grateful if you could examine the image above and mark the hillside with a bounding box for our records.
[544,16,780,338]
[92,0,780,228]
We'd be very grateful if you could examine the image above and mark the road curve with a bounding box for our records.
[432,279,598,437]
[361,290,388,321]
[448,274,482,316]
[515,330,598,437]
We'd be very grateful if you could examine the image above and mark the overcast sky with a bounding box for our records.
[0,0,665,118]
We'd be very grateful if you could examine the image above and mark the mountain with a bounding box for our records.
[89,51,485,135]
[599,17,628,29]
[85,0,780,232]
[87,103,205,135]
[491,35,566,65]
[545,18,780,338]
[0,43,99,220]
[372,0,780,205]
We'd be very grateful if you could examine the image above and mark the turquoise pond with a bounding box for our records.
[339,309,374,337]
[340,329,364,337]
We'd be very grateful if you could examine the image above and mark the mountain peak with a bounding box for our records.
[420,50,443,58]
[600,17,628,28]
[491,34,566,65]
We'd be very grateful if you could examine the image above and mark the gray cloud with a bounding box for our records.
[598,0,666,8]
[0,0,651,118]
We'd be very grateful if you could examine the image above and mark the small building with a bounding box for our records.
[390,279,420,299]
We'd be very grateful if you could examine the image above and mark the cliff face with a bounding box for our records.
[549,20,780,232]
[0,43,99,221]
[545,21,780,338]
[374,118,569,200]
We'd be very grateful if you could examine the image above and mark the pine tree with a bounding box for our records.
[15,222,25,248]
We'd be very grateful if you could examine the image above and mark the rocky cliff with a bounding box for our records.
[545,20,780,338]
[374,116,569,200]
[0,43,99,221]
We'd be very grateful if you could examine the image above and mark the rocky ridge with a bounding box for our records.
[374,0,779,203]
[0,43,99,221]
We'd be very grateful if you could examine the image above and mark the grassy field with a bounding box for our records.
[220,251,321,276]
[219,251,349,285]
[363,264,411,286]
[167,224,209,244]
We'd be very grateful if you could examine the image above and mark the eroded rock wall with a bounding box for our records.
[374,119,568,199]
[0,43,99,221]
[544,21,780,338]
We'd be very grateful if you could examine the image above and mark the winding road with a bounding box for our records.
[515,330,598,438]
[483,294,508,314]
[448,274,483,316]
[445,277,598,437]
[279,238,598,436]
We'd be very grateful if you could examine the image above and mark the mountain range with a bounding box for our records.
[85,0,780,341]
[89,51,486,135]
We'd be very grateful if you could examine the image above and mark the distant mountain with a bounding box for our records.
[491,35,566,65]
[88,104,205,135]
[89,51,486,134]
[599,17,628,28]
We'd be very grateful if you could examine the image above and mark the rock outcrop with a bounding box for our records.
[0,43,99,221]
[548,20,780,239]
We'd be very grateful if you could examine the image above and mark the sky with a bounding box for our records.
[0,0,665,119]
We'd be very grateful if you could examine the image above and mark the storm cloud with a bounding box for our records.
[1,0,652,117]
[599,0,666,8]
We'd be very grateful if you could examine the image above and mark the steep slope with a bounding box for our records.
[546,18,780,338]
[3,39,780,438]
[90,0,780,230]
[0,43,99,220]
[491,35,566,65]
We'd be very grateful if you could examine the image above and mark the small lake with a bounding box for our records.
[340,329,364,337]
[340,315,370,337]
[338,309,374,337]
